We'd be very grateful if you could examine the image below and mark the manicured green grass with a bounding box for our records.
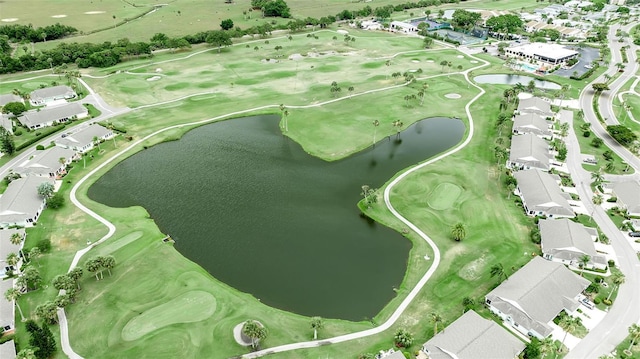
[573,113,632,175]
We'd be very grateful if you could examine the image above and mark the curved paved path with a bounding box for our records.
[55,42,488,358]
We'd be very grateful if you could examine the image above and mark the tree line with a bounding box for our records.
[0,23,77,43]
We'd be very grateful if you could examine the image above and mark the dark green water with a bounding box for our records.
[88,115,464,320]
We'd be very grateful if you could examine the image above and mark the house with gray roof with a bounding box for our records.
[486,256,590,339]
[0,114,13,135]
[13,147,76,178]
[0,176,53,228]
[29,85,76,106]
[0,229,25,278]
[512,113,553,138]
[0,340,16,359]
[517,97,553,117]
[513,170,574,218]
[539,218,607,270]
[610,181,640,217]
[55,124,114,154]
[421,310,525,359]
[0,279,16,336]
[508,133,551,171]
[0,94,23,107]
[18,102,88,130]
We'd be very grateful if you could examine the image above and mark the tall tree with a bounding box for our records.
[35,301,58,324]
[578,254,591,274]
[23,266,41,291]
[242,320,267,350]
[0,127,16,155]
[68,267,84,289]
[628,324,640,351]
[490,263,507,281]
[450,222,466,241]
[37,182,54,199]
[559,315,580,353]
[372,119,380,145]
[431,312,443,334]
[16,348,37,359]
[29,247,41,267]
[539,337,555,359]
[206,31,232,53]
[310,316,323,340]
[607,273,625,301]
[393,328,414,347]
[102,255,116,276]
[220,19,234,31]
[4,287,26,321]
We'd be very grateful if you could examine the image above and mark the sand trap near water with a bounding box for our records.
[445,93,462,99]
[84,11,105,15]
[51,15,67,18]
[1,18,18,22]
[147,76,162,81]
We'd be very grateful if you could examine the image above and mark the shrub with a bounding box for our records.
[608,259,616,268]
[13,129,22,136]
[602,298,612,305]
[46,194,65,209]
[36,238,52,253]
[36,145,45,150]
[583,131,591,137]
[593,297,601,304]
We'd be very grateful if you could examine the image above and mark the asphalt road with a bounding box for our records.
[566,22,640,359]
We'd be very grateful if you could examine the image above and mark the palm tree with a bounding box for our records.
[102,255,116,276]
[539,337,555,358]
[607,273,625,301]
[578,255,590,274]
[494,146,507,166]
[93,136,101,150]
[450,222,466,241]
[490,263,507,281]
[591,169,604,188]
[4,287,26,321]
[559,315,580,353]
[310,316,323,340]
[591,194,603,221]
[628,324,640,351]
[69,267,83,289]
[242,320,267,350]
[431,312,443,334]
[85,258,101,280]
[6,253,19,270]
[348,86,354,98]
[439,60,448,72]
[507,183,516,199]
[9,232,24,257]
[372,120,380,146]
[16,348,36,359]
[23,267,41,291]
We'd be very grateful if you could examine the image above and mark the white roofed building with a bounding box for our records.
[505,43,579,66]
[29,85,76,106]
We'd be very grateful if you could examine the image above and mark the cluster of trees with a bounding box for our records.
[0,23,77,43]
[607,125,638,147]
[251,0,291,18]
[25,320,56,359]
[485,14,523,36]
[451,9,481,31]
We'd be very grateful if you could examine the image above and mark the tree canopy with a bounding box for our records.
[485,14,523,34]
[1,101,26,116]
[220,19,234,31]
[263,0,291,18]
[206,31,232,52]
[607,125,638,146]
[451,9,481,31]
[592,83,610,93]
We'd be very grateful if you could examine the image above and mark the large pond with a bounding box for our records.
[474,74,561,90]
[88,115,465,320]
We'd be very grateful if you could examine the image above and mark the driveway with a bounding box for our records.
[554,46,601,78]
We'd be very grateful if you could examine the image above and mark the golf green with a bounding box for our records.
[121,290,217,341]
[427,182,462,210]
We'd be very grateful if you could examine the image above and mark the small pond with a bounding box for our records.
[474,74,561,90]
[88,115,464,320]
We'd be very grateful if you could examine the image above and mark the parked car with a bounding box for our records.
[584,64,593,69]
[629,232,640,237]
[581,298,595,309]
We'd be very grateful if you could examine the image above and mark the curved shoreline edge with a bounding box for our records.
[56,42,489,359]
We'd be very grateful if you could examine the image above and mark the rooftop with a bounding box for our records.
[514,170,574,217]
[0,176,53,225]
[509,133,550,170]
[539,218,607,266]
[30,85,75,101]
[14,146,76,177]
[507,43,579,61]
[18,102,87,128]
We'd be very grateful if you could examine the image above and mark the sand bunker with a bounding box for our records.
[425,60,434,63]
[470,60,478,63]
[84,11,105,15]
[261,59,279,63]
[51,15,67,18]
[411,60,420,63]
[337,29,349,35]
[147,76,161,81]
[457,55,464,59]
[1,18,18,22]
[445,93,461,99]
[155,68,162,73]
[288,53,304,61]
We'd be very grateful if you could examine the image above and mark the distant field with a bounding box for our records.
[4,0,539,50]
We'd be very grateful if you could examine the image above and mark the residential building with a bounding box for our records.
[610,181,640,216]
[524,21,587,39]
[0,279,15,336]
[421,310,525,359]
[0,229,25,278]
[0,114,13,134]
[0,94,23,107]
[539,218,607,270]
[508,133,551,171]
[513,170,575,218]
[505,43,579,66]
[29,85,76,106]
[18,102,88,130]
[55,124,114,153]
[517,97,554,117]
[485,257,590,339]
[390,21,418,33]
[0,176,53,228]
[13,146,77,178]
[512,113,553,138]
[0,340,16,359]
